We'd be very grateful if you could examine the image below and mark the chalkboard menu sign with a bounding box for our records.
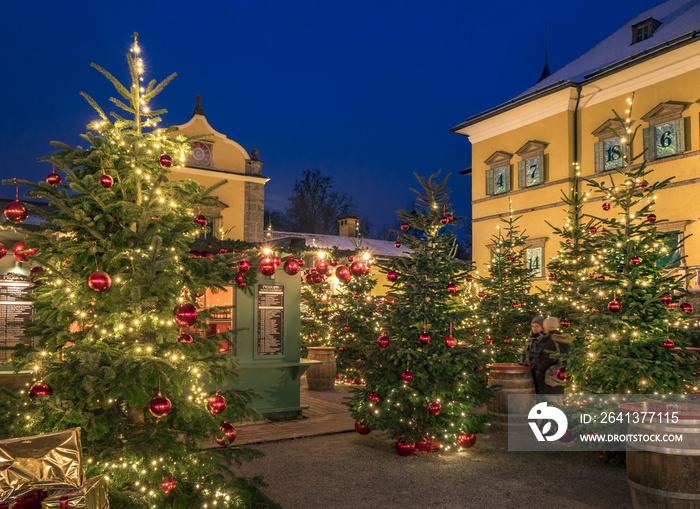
[257,284,284,356]
[0,275,33,361]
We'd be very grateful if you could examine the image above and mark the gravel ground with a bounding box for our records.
[236,386,634,509]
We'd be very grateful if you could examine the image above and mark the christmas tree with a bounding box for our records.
[299,255,334,350]
[473,212,537,363]
[0,36,278,508]
[565,101,698,394]
[348,172,492,454]
[330,249,380,384]
[541,164,600,337]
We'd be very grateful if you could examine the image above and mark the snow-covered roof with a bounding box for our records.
[269,231,411,258]
[521,0,700,96]
[453,0,700,131]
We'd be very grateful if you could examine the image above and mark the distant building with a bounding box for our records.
[171,96,267,243]
[452,0,700,289]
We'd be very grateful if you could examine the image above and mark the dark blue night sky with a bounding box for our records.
[0,0,661,235]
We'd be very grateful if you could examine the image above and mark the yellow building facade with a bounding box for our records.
[170,96,267,243]
[452,0,700,289]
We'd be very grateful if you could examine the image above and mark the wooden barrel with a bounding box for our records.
[486,363,535,433]
[619,402,700,509]
[305,347,337,391]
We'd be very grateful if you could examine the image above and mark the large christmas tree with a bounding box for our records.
[473,213,537,363]
[565,104,698,394]
[541,166,600,338]
[348,172,492,454]
[0,36,278,508]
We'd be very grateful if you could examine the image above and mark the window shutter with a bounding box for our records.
[594,142,604,172]
[517,160,526,188]
[674,117,686,154]
[485,169,494,195]
[504,165,511,192]
[642,127,655,161]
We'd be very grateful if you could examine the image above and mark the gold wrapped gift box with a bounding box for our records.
[0,429,83,504]
[41,476,108,509]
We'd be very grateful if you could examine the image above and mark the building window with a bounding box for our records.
[631,18,661,44]
[592,119,628,172]
[641,102,689,161]
[484,151,513,196]
[657,231,682,268]
[516,140,548,189]
[526,247,543,277]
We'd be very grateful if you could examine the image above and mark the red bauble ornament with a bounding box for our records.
[400,222,410,231]
[148,394,171,418]
[548,273,557,281]
[427,401,442,416]
[12,241,34,262]
[316,261,328,272]
[46,172,62,185]
[485,337,493,344]
[219,248,228,254]
[448,214,454,221]
[630,256,642,265]
[661,294,672,304]
[335,265,352,284]
[561,318,571,328]
[504,285,510,290]
[216,422,237,446]
[368,392,381,404]
[457,432,476,449]
[327,259,337,266]
[395,241,402,248]
[556,367,571,382]
[238,259,251,273]
[478,291,485,298]
[158,154,173,169]
[663,339,675,349]
[194,214,207,227]
[602,203,611,211]
[503,338,511,344]
[445,336,457,348]
[401,371,413,383]
[419,333,431,344]
[4,201,28,223]
[99,174,114,188]
[596,275,605,281]
[207,393,227,415]
[640,180,649,188]
[349,261,367,277]
[201,251,214,259]
[589,226,597,234]
[647,214,657,223]
[395,439,415,456]
[355,420,371,435]
[272,256,282,266]
[189,249,202,258]
[88,271,112,292]
[284,259,300,276]
[0,243,5,260]
[681,302,693,314]
[377,335,389,348]
[440,215,449,224]
[386,270,398,281]
[607,300,621,312]
[446,283,457,294]
[161,476,177,497]
[259,258,277,276]
[235,274,245,286]
[29,266,43,285]
[178,333,193,343]
[29,381,52,398]
[344,325,351,331]
[174,302,198,326]
[511,302,520,308]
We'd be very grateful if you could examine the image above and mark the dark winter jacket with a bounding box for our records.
[538,330,573,377]
[520,331,546,369]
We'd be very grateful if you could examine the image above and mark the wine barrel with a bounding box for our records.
[486,363,535,433]
[305,347,337,391]
[619,401,700,509]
